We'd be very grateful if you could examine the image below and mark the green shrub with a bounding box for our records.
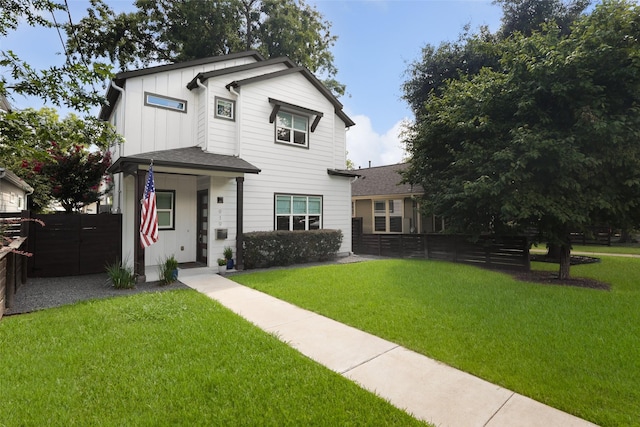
[243,230,342,269]
[158,255,179,285]
[105,259,136,289]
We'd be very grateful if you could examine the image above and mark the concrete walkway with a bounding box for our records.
[174,267,598,427]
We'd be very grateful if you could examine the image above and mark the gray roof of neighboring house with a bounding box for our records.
[108,146,261,175]
[351,163,424,197]
[0,168,34,193]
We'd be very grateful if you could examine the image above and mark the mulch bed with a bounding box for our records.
[514,254,610,290]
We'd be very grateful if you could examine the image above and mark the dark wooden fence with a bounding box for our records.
[570,227,612,246]
[27,213,122,277]
[354,233,427,259]
[425,234,530,271]
[351,219,530,272]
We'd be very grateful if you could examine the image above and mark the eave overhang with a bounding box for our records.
[108,147,261,176]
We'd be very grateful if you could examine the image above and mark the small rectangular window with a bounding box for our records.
[144,92,187,113]
[215,97,235,121]
[156,190,175,230]
[276,111,308,147]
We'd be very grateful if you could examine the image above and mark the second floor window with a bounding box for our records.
[276,111,308,147]
[145,92,187,113]
[215,97,235,121]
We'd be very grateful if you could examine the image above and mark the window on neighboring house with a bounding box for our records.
[144,92,187,113]
[156,190,175,230]
[215,97,235,121]
[275,194,322,231]
[374,199,403,233]
[275,111,308,147]
[18,195,23,209]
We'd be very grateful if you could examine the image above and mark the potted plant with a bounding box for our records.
[223,246,234,270]
[158,255,179,285]
[217,258,227,274]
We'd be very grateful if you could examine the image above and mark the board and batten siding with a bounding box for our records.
[117,56,262,158]
[201,63,291,157]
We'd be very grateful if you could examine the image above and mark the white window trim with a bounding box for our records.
[373,199,404,233]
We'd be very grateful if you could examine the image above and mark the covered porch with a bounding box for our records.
[108,146,260,282]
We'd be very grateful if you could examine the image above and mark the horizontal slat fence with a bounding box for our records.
[352,229,530,272]
[27,213,122,277]
[569,228,611,246]
[426,234,530,271]
[356,234,426,258]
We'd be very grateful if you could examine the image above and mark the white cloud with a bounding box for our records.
[346,115,408,170]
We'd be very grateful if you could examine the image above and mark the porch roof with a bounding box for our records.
[108,146,261,175]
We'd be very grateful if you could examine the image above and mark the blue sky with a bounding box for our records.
[3,0,504,168]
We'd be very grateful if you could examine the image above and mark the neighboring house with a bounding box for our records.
[351,163,444,234]
[101,51,356,277]
[0,168,33,212]
[0,96,11,114]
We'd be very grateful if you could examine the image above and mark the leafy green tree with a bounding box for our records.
[402,0,590,117]
[1,0,113,113]
[66,0,344,95]
[0,108,121,212]
[495,0,591,37]
[403,0,640,279]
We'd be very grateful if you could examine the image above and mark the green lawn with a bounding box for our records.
[232,257,640,427]
[0,290,425,426]
[530,243,640,255]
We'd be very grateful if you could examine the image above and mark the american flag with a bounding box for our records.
[140,164,158,248]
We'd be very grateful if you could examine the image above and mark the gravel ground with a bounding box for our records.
[5,274,189,316]
[4,254,384,316]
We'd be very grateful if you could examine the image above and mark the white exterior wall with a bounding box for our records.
[121,173,197,268]
[117,56,261,158]
[112,54,353,268]
[0,181,27,212]
[228,73,352,254]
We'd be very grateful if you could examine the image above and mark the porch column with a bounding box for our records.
[134,169,146,282]
[235,176,244,271]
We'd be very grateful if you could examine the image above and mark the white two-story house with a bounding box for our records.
[101,51,356,279]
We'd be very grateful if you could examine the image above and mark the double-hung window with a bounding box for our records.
[275,194,322,231]
[156,190,175,230]
[276,111,308,147]
[374,199,403,233]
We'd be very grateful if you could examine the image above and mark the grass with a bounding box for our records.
[0,290,425,426]
[530,243,640,255]
[232,257,640,427]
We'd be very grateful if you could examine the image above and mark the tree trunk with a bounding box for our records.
[558,244,571,280]
[546,243,561,259]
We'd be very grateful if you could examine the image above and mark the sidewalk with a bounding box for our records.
[176,267,598,427]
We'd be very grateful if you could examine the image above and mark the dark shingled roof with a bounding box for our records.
[108,146,260,175]
[351,163,423,197]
